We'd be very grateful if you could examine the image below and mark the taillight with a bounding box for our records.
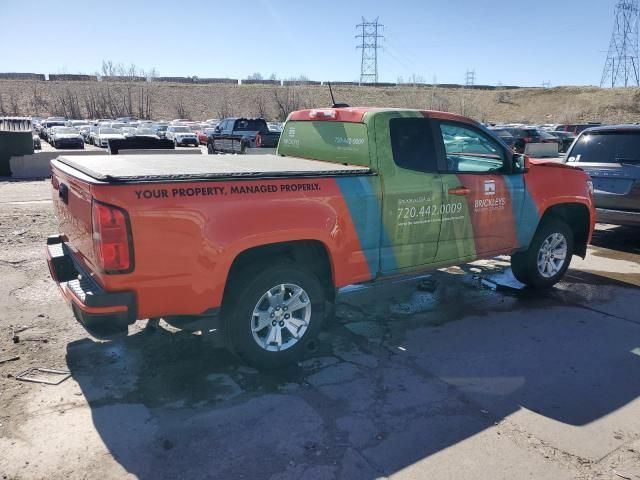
[92,201,133,273]
[255,133,262,147]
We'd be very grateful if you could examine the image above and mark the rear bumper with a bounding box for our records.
[46,234,136,339]
[596,208,640,227]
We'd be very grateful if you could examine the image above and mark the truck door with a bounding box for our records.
[375,113,444,273]
[433,120,523,262]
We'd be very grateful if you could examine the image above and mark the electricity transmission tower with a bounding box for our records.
[356,17,383,84]
[465,69,476,87]
[601,0,640,87]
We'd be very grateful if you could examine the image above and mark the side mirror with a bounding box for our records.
[513,153,530,173]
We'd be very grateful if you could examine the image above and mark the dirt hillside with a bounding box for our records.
[1,79,640,124]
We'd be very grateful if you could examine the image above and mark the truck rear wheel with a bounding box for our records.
[511,218,574,289]
[223,262,325,369]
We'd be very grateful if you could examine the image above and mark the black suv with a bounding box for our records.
[565,125,640,227]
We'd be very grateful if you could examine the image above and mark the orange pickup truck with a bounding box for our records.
[47,108,595,368]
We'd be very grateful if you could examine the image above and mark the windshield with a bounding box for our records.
[568,131,640,163]
[173,127,190,132]
[99,128,118,134]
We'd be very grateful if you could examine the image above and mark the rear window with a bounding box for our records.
[235,119,269,133]
[567,131,640,163]
[490,129,513,138]
[277,121,370,166]
[389,118,437,172]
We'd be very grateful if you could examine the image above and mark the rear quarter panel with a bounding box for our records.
[90,176,380,319]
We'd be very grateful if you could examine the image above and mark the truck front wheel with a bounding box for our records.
[223,262,326,369]
[511,218,574,289]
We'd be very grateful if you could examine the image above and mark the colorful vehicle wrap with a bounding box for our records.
[48,107,594,328]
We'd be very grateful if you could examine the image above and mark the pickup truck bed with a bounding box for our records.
[55,154,370,183]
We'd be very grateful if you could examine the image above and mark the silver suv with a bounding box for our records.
[565,125,640,227]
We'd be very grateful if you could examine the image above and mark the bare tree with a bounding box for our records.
[51,87,82,118]
[30,81,47,116]
[273,81,309,120]
[175,98,190,119]
[251,92,270,119]
[247,72,263,80]
[216,96,235,119]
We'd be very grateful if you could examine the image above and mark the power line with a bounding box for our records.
[356,17,384,84]
[601,0,640,87]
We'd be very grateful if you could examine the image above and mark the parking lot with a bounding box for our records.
[0,179,638,479]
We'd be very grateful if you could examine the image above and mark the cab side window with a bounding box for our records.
[389,117,438,172]
[439,123,507,173]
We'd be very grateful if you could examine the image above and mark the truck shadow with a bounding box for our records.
[65,269,640,478]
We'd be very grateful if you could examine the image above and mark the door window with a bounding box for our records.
[389,117,438,172]
[439,123,507,173]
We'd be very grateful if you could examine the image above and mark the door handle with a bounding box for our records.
[448,186,471,196]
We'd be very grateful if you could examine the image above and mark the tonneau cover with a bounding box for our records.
[54,154,371,182]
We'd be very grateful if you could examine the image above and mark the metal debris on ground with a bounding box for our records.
[15,367,71,385]
[0,356,20,365]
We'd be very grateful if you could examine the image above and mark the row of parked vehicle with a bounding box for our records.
[487,122,601,154]
[32,116,285,151]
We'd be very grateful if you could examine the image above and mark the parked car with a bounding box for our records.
[488,127,516,150]
[505,127,561,153]
[565,125,640,227]
[41,119,66,141]
[207,117,281,154]
[197,127,216,145]
[548,131,577,153]
[153,124,168,138]
[556,123,602,135]
[49,127,84,149]
[165,126,199,146]
[94,127,125,148]
[121,127,138,138]
[87,126,100,145]
[133,128,160,139]
[47,107,594,368]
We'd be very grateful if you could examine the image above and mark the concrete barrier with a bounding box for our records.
[525,143,559,158]
[9,150,107,178]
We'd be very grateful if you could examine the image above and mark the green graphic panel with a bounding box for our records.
[277,121,371,166]
[371,110,445,272]
[435,174,477,261]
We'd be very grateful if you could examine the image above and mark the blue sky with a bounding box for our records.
[1,0,616,86]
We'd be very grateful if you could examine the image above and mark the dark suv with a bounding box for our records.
[565,125,640,227]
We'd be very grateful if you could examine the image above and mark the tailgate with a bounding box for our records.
[582,165,640,212]
[261,132,281,148]
[50,162,97,271]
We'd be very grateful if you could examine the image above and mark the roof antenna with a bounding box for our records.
[328,82,349,108]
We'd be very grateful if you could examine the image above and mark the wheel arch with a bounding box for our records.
[223,240,336,305]
[539,202,591,258]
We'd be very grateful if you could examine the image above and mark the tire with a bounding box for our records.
[222,262,326,369]
[207,142,215,154]
[511,218,574,289]
[174,138,178,147]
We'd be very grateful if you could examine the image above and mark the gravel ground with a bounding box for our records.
[0,180,639,480]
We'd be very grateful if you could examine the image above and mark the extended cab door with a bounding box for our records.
[375,114,444,273]
[433,120,524,262]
